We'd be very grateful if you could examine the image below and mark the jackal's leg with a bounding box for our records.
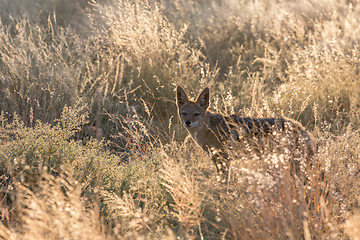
[211,150,230,183]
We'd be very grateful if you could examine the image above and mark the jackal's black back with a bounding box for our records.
[207,114,289,141]
[227,114,316,156]
[207,112,315,153]
[228,116,287,136]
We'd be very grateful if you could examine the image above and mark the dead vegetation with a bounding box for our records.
[0,0,360,239]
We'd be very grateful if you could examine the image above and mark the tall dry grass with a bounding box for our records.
[0,0,360,239]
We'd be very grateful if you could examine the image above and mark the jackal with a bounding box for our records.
[176,86,316,182]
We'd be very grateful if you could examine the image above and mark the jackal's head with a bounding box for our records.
[176,86,209,129]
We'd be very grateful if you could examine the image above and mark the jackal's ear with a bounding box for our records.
[176,86,189,108]
[196,87,209,110]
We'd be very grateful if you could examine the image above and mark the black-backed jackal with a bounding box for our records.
[176,86,316,182]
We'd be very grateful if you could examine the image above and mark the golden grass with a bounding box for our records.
[0,0,360,239]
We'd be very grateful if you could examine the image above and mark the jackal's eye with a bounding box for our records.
[194,113,200,117]
[181,112,187,116]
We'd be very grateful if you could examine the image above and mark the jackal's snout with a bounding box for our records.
[183,119,198,128]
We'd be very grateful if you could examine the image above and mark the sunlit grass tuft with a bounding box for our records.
[0,0,360,239]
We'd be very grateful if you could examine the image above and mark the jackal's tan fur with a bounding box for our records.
[176,86,316,181]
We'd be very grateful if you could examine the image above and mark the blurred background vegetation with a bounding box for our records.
[0,0,360,239]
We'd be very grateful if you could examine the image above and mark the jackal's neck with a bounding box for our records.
[187,111,222,151]
[186,121,208,140]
